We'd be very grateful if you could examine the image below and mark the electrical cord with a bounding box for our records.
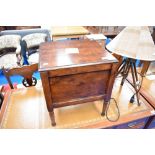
[105,98,120,122]
[115,66,144,104]
[105,62,144,122]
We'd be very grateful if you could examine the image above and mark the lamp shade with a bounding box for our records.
[106,26,155,61]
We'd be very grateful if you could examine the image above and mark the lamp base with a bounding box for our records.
[116,58,142,106]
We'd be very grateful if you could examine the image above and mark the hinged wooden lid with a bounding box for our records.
[39,40,118,72]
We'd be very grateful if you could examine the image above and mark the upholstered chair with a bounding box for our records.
[0,35,23,69]
[22,33,48,64]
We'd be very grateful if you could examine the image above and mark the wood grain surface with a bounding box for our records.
[39,40,118,125]
[39,40,117,72]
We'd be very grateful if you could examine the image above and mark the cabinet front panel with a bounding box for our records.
[50,70,110,104]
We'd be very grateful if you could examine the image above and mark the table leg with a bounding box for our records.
[49,111,56,126]
[2,68,14,89]
[141,61,150,76]
[40,72,57,126]
[101,100,109,116]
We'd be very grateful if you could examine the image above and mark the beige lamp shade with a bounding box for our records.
[106,26,155,61]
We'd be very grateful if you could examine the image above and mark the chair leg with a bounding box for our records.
[2,68,14,89]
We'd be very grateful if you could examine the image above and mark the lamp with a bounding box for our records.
[106,26,155,105]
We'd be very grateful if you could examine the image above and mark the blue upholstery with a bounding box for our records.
[105,38,112,45]
[0,71,40,85]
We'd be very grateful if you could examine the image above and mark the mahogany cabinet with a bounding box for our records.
[39,40,118,126]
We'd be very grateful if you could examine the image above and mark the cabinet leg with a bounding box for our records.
[101,100,109,116]
[49,111,56,126]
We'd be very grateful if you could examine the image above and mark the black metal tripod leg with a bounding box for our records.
[115,59,126,77]
[133,61,141,105]
[120,60,130,86]
[130,61,140,106]
[133,61,138,81]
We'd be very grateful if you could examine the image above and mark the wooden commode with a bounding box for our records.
[39,40,118,126]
